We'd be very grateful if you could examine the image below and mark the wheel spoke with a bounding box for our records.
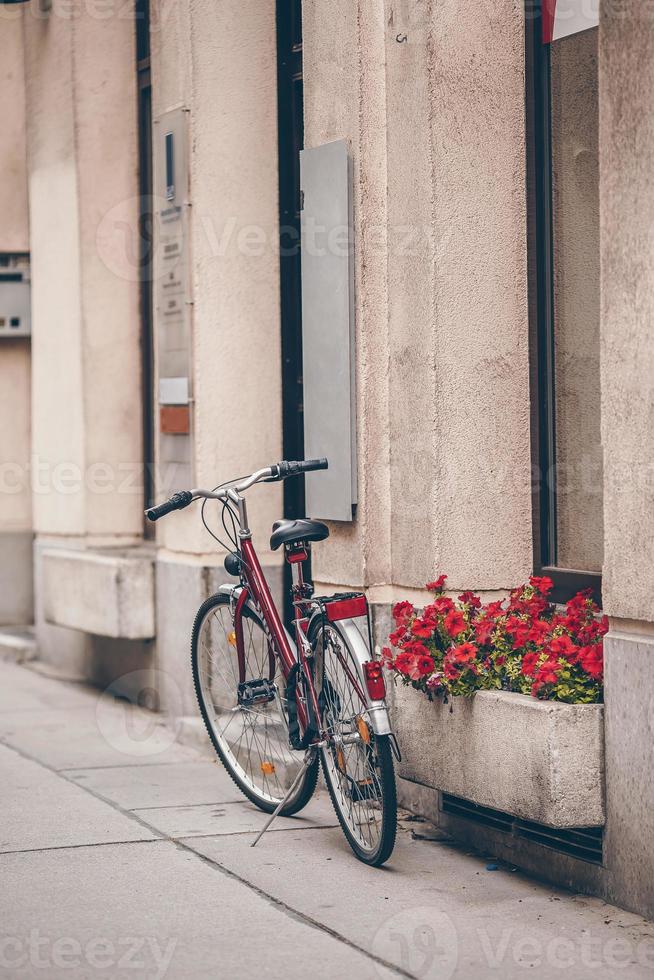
[318,624,388,856]
[194,600,306,807]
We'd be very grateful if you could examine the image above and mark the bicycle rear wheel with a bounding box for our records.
[192,593,318,815]
[310,618,397,866]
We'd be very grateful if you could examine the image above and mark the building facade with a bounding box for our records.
[1,0,653,919]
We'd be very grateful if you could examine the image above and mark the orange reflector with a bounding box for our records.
[356,716,371,745]
[227,631,237,647]
[260,762,275,775]
[336,748,346,774]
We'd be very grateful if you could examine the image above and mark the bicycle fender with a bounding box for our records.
[308,611,393,738]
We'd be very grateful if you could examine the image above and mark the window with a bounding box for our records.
[526,3,602,603]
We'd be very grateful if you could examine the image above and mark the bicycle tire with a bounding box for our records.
[309,618,397,866]
[191,593,319,815]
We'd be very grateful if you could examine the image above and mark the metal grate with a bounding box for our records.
[441,793,603,864]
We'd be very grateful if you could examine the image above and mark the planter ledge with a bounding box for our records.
[389,685,604,828]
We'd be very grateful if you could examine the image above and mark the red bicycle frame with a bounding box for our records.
[234,537,322,739]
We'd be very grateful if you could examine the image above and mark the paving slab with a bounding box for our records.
[0,743,158,854]
[1,703,204,770]
[184,826,654,980]
[0,662,95,713]
[65,760,245,809]
[0,840,392,979]
[0,705,100,737]
[0,627,37,665]
[131,790,338,839]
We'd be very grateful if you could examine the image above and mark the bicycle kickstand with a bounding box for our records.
[250,747,318,848]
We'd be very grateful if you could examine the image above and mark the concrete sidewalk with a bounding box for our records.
[1,660,653,980]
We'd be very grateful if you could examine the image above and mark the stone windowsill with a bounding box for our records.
[42,546,155,640]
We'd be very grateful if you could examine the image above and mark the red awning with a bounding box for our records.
[542,0,599,43]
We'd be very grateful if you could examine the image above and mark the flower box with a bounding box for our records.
[389,683,605,828]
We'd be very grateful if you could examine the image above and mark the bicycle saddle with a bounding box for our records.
[270,518,330,551]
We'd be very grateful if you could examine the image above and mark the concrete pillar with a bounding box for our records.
[24,2,142,543]
[23,1,142,670]
[149,0,284,711]
[599,0,654,921]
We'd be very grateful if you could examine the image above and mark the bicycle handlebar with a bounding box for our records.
[270,458,328,480]
[145,490,193,522]
[144,459,328,522]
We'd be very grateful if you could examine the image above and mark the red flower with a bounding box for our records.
[527,619,551,644]
[451,642,478,665]
[443,657,460,680]
[426,575,447,593]
[413,654,436,678]
[393,651,416,675]
[402,640,430,658]
[392,601,414,627]
[381,646,393,666]
[474,618,495,645]
[535,659,561,686]
[505,616,530,649]
[389,627,407,647]
[567,589,598,616]
[549,635,578,659]
[578,644,603,680]
[432,596,455,615]
[411,618,436,639]
[521,652,540,677]
[458,591,482,610]
[444,610,466,638]
[485,600,505,617]
[530,575,554,595]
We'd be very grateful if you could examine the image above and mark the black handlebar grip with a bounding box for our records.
[299,458,328,473]
[145,490,193,522]
[274,458,329,480]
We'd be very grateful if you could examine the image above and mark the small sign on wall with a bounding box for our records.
[300,140,357,522]
[153,107,193,492]
[0,255,31,338]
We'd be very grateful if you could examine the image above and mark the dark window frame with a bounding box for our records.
[276,0,306,625]
[135,0,155,531]
[524,3,602,606]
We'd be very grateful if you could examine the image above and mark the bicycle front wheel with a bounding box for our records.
[191,593,318,815]
[310,618,397,866]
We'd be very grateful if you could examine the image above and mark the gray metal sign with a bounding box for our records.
[300,140,357,521]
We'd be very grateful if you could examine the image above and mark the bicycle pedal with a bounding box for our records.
[238,679,277,707]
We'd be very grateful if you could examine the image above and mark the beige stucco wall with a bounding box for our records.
[24,0,142,542]
[0,341,31,533]
[600,3,654,624]
[0,15,31,537]
[150,0,283,562]
[304,0,533,596]
[0,12,29,252]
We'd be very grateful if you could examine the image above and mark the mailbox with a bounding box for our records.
[0,255,31,338]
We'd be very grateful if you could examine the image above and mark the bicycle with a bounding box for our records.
[146,459,399,866]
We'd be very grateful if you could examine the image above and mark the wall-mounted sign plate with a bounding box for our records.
[0,254,31,338]
[300,140,357,521]
[153,107,193,490]
[159,376,189,405]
